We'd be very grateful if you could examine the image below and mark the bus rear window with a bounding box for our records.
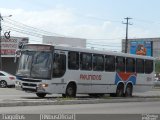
[145,60,153,74]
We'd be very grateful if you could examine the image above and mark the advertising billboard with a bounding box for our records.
[130,41,152,56]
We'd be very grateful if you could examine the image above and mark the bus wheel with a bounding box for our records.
[125,84,133,97]
[36,93,46,98]
[116,83,124,97]
[65,83,76,98]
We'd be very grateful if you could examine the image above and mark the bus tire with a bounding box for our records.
[65,83,76,98]
[36,93,46,98]
[116,83,124,97]
[125,84,133,97]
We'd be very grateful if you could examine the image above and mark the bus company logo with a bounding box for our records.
[80,74,102,80]
[115,72,137,85]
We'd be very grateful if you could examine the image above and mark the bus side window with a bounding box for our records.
[68,51,79,70]
[126,58,135,72]
[116,57,125,72]
[136,59,144,73]
[105,55,115,72]
[93,54,104,71]
[53,53,66,78]
[80,53,92,70]
[145,60,153,74]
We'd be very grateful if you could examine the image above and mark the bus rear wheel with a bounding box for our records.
[36,93,47,98]
[125,84,133,97]
[65,83,76,98]
[116,83,124,97]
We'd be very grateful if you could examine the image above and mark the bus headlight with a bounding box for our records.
[37,83,48,91]
[40,83,48,88]
[38,83,48,89]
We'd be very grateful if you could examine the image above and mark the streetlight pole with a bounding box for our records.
[0,13,12,70]
[0,13,3,70]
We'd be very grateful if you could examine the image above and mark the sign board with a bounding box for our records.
[1,36,29,57]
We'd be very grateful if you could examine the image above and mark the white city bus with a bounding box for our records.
[15,44,155,98]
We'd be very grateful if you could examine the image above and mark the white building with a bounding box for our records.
[43,36,86,48]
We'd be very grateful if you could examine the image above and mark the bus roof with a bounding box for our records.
[25,43,155,60]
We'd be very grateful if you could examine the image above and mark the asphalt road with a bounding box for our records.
[1,101,160,114]
[0,102,160,120]
[1,88,160,120]
[1,87,160,100]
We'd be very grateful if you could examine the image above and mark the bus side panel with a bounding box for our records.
[43,79,65,94]
[65,70,92,93]
[91,72,116,93]
[134,73,154,93]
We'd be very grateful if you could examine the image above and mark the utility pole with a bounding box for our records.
[123,17,132,53]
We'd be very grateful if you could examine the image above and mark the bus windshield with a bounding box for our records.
[17,51,52,79]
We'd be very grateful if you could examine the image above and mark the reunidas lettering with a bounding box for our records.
[80,74,102,80]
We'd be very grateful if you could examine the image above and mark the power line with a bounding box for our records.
[4,18,65,36]
[3,25,43,38]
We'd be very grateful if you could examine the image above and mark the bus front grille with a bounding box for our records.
[22,83,37,87]
[23,88,37,92]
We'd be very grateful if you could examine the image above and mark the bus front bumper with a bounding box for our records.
[15,81,48,93]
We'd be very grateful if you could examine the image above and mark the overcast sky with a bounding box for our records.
[0,0,160,51]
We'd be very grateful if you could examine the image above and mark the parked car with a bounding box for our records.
[0,71,16,88]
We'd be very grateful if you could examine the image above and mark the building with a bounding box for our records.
[122,38,160,58]
[1,36,29,74]
[43,36,86,48]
